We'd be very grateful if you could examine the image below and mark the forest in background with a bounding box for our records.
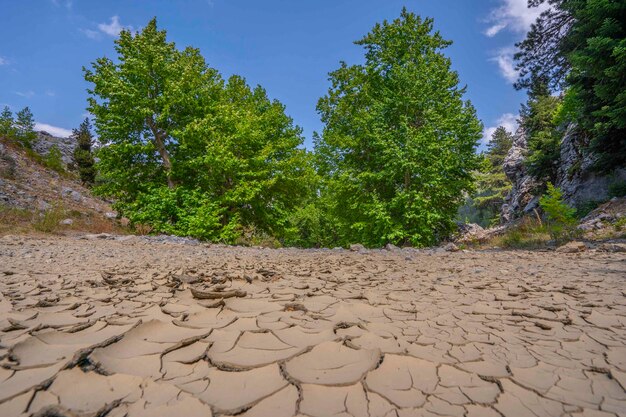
[2,1,624,247]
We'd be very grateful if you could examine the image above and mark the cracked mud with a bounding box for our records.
[1,235,625,417]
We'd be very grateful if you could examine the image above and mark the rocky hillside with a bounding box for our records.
[0,133,121,234]
[502,124,626,222]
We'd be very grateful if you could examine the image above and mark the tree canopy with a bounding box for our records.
[516,0,626,172]
[314,9,482,247]
[85,18,314,242]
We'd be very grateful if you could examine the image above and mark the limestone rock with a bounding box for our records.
[555,241,586,253]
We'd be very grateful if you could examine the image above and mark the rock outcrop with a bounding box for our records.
[31,131,77,167]
[556,125,626,206]
[501,124,626,222]
[501,127,541,222]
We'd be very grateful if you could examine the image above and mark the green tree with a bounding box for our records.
[0,106,14,137]
[315,9,482,247]
[84,18,313,242]
[521,80,562,183]
[14,107,36,147]
[539,182,578,242]
[72,118,96,185]
[567,0,626,171]
[84,18,222,192]
[44,145,65,173]
[471,127,514,225]
[516,0,626,172]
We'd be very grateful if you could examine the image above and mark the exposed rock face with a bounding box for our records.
[31,131,77,167]
[501,124,626,222]
[556,125,626,206]
[501,127,541,223]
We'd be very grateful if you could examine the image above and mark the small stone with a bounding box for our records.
[597,243,626,253]
[59,218,73,225]
[556,241,586,253]
[385,243,399,251]
[104,212,117,219]
[443,242,459,252]
[349,244,366,252]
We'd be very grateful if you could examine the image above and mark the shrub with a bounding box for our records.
[490,217,550,249]
[33,202,66,233]
[539,183,579,242]
[608,181,626,199]
[44,145,65,173]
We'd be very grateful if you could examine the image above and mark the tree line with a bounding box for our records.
[464,0,625,226]
[82,11,481,247]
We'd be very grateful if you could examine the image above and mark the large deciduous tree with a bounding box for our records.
[84,18,222,192]
[84,18,313,242]
[315,9,482,247]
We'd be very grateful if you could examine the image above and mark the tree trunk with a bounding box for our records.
[146,117,175,189]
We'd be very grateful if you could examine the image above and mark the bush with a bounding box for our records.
[44,145,65,173]
[608,181,626,199]
[539,183,579,242]
[33,202,66,233]
[497,217,550,249]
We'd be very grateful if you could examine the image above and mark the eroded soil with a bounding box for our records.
[0,235,625,417]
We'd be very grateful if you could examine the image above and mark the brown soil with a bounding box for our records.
[0,234,625,417]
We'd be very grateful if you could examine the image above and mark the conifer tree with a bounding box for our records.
[72,118,96,185]
[14,107,36,147]
[0,106,14,137]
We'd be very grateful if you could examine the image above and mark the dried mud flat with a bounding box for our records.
[0,235,625,417]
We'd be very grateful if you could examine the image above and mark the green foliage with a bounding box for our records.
[86,18,314,243]
[466,127,514,226]
[522,82,563,183]
[0,106,15,137]
[315,9,482,247]
[14,107,36,147]
[494,217,551,249]
[33,202,65,233]
[72,118,96,185]
[43,145,65,173]
[566,0,626,172]
[575,200,603,219]
[539,182,578,242]
[608,180,626,198]
[515,0,626,172]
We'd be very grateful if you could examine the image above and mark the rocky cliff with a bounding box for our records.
[501,124,626,222]
[32,130,77,168]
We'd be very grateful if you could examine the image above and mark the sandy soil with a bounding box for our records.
[0,234,625,417]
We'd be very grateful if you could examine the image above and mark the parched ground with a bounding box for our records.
[0,235,625,417]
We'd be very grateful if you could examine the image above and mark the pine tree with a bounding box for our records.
[0,106,15,137]
[472,127,514,225]
[14,107,36,147]
[72,118,96,185]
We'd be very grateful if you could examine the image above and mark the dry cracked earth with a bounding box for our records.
[0,235,625,417]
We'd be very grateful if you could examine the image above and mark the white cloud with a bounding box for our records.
[80,28,101,40]
[35,122,72,138]
[482,113,518,145]
[51,0,72,10]
[0,56,6,66]
[98,16,129,37]
[484,0,549,37]
[45,90,56,97]
[15,91,35,98]
[490,48,519,84]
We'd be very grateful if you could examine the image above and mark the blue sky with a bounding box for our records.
[0,0,546,149]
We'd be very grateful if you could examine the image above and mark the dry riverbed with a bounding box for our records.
[0,234,625,417]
